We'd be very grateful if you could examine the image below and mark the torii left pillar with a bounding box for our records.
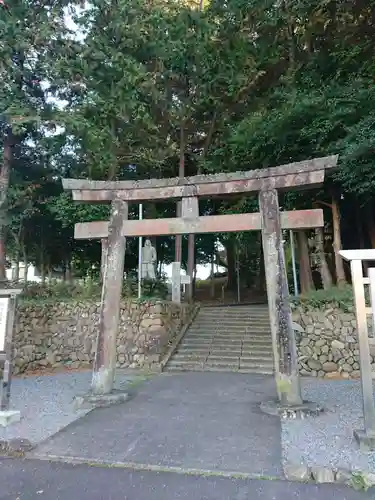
[92,199,128,395]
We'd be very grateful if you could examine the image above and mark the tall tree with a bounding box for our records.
[0,0,80,279]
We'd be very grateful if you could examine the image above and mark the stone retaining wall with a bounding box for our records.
[292,303,366,379]
[13,300,193,375]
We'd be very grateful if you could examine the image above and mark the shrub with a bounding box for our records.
[292,285,354,311]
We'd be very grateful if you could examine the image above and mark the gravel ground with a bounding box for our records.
[282,378,375,472]
[0,370,137,446]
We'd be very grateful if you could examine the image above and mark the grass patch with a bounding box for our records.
[291,285,354,311]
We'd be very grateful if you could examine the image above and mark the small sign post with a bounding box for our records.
[171,262,191,304]
[0,288,22,426]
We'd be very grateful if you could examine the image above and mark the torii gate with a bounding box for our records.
[63,155,338,407]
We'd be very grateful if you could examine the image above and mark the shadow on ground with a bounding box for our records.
[30,372,282,477]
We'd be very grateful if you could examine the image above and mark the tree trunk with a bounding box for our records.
[254,245,266,293]
[22,245,28,283]
[357,204,366,249]
[365,202,375,248]
[315,227,332,289]
[332,195,346,287]
[175,122,185,263]
[358,203,368,275]
[187,233,195,300]
[65,260,72,283]
[224,239,237,290]
[210,254,215,299]
[0,136,12,282]
[297,231,314,294]
[14,259,20,281]
[39,235,46,284]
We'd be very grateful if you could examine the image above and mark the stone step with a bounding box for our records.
[205,355,240,364]
[197,314,269,319]
[244,332,273,337]
[209,349,242,356]
[243,345,273,351]
[238,367,273,375]
[184,334,272,342]
[199,314,269,317]
[185,334,244,340]
[165,305,274,374]
[199,311,269,315]
[179,343,213,350]
[175,352,211,359]
[239,361,273,371]
[195,319,270,325]
[211,339,242,349]
[165,364,273,375]
[180,337,213,343]
[205,362,239,370]
[191,327,271,333]
[243,340,273,346]
[176,350,243,358]
[187,332,246,338]
[165,364,230,373]
[242,350,273,357]
[182,337,245,344]
[240,354,273,362]
[243,338,272,345]
[197,323,270,328]
[165,362,205,371]
[175,344,211,351]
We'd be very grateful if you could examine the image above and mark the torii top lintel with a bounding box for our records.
[62,155,338,203]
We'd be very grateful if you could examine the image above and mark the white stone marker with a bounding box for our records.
[340,250,375,450]
[0,297,9,352]
[171,262,191,304]
[0,288,22,426]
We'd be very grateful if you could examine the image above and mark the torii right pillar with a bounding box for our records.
[259,189,322,415]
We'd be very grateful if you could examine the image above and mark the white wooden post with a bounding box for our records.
[0,288,22,426]
[340,249,375,450]
[171,261,191,304]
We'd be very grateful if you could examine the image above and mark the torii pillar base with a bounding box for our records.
[260,400,324,419]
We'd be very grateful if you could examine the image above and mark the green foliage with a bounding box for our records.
[123,275,169,300]
[350,472,372,492]
[2,0,375,292]
[20,275,169,302]
[292,285,354,311]
[21,279,102,302]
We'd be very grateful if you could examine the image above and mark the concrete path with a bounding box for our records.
[1,458,373,500]
[31,372,282,478]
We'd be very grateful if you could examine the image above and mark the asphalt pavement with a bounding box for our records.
[0,458,373,500]
[31,372,283,477]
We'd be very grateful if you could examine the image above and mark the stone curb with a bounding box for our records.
[73,390,130,410]
[283,463,375,491]
[26,452,282,481]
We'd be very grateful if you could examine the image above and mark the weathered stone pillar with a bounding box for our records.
[259,189,302,406]
[92,199,128,395]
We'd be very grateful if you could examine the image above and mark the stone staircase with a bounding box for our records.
[165,305,274,374]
